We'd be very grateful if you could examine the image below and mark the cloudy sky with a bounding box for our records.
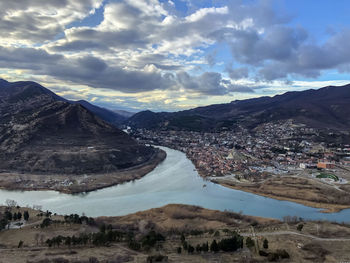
[1,0,350,112]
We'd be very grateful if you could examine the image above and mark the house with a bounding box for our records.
[317,161,335,169]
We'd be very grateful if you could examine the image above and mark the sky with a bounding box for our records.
[0,0,350,112]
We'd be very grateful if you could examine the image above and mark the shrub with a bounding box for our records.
[297,224,304,231]
[246,237,255,248]
[277,249,290,259]
[263,239,269,249]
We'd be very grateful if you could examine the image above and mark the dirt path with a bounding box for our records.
[241,230,350,242]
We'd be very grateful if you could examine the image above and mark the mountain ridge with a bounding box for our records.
[127,84,350,131]
[0,79,158,175]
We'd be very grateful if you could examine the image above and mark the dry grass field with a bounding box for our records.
[0,204,350,263]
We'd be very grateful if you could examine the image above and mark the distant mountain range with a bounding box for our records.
[0,79,154,174]
[71,100,131,127]
[127,84,350,131]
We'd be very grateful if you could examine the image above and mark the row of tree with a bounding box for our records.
[4,211,29,221]
[40,214,95,228]
[179,232,244,254]
[45,227,165,250]
[0,210,30,230]
[46,230,126,248]
[64,214,95,225]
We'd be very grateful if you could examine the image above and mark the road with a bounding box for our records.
[241,230,350,242]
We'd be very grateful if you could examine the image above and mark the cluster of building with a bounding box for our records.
[131,121,350,180]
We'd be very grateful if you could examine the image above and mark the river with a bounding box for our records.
[0,146,350,222]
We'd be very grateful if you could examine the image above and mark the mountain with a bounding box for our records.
[113,109,135,119]
[127,84,350,131]
[0,79,156,174]
[72,100,127,127]
[127,110,172,129]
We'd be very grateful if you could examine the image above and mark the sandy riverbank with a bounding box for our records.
[0,149,166,194]
[211,177,350,213]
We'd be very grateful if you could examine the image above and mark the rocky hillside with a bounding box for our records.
[0,79,156,174]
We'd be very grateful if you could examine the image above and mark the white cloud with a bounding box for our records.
[0,0,103,45]
[1,0,350,111]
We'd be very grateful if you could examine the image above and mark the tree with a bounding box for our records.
[263,239,269,249]
[40,218,52,228]
[277,249,290,259]
[218,235,243,252]
[177,247,182,254]
[17,212,22,220]
[196,244,202,253]
[5,211,12,221]
[5,199,17,207]
[0,218,8,230]
[246,237,255,248]
[100,223,106,233]
[18,240,23,248]
[297,224,304,231]
[210,240,219,253]
[65,236,72,247]
[181,233,186,243]
[45,210,52,218]
[13,213,18,221]
[24,211,29,221]
[202,242,209,252]
[187,244,194,254]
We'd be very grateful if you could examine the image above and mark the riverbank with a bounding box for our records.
[0,148,166,194]
[212,176,350,213]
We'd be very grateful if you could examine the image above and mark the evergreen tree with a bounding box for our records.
[263,239,269,249]
[210,240,219,253]
[188,244,194,254]
[23,211,29,221]
[5,211,12,221]
[183,241,188,251]
[202,242,209,252]
[18,240,23,248]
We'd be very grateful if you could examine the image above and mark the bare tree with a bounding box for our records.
[5,199,17,207]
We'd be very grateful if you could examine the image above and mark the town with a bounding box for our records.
[130,120,350,186]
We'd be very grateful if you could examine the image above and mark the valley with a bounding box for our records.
[132,120,350,213]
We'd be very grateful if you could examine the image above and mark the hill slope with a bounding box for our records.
[73,100,127,127]
[0,79,157,175]
[127,84,350,131]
